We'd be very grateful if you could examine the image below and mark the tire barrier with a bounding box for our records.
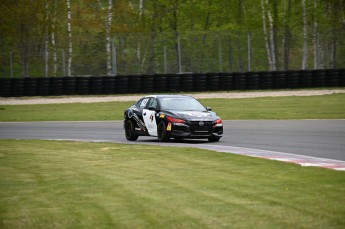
[233,72,246,90]
[24,78,37,96]
[76,77,90,95]
[37,78,50,96]
[154,74,168,92]
[141,75,154,93]
[259,71,273,90]
[0,69,344,97]
[312,70,326,87]
[286,70,300,89]
[220,73,233,90]
[102,76,116,94]
[207,73,220,91]
[299,70,313,88]
[0,78,11,97]
[50,77,63,95]
[11,78,24,97]
[128,75,141,93]
[116,75,128,94]
[325,69,339,87]
[63,77,77,95]
[89,76,103,95]
[340,69,345,87]
[246,72,260,90]
[273,71,286,89]
[167,74,181,92]
[181,73,194,92]
[194,73,207,91]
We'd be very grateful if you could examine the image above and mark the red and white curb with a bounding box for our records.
[52,138,345,171]
[186,144,345,171]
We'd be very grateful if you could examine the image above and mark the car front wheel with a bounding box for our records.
[125,119,138,141]
[158,121,170,142]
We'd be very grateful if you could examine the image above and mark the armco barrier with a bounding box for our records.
[0,69,344,97]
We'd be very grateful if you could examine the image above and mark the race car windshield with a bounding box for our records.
[158,97,206,111]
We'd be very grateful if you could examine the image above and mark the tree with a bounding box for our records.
[66,0,73,76]
[301,0,308,70]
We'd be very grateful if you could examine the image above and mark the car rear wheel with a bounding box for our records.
[208,136,220,142]
[158,121,170,142]
[125,119,138,141]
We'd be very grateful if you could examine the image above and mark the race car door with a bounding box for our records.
[143,98,158,136]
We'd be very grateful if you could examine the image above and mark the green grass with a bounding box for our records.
[0,139,344,228]
[0,93,344,121]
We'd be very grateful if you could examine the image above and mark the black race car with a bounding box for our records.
[123,95,223,142]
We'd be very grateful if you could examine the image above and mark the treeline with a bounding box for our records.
[0,0,344,77]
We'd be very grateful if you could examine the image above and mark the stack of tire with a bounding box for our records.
[102,76,116,94]
[193,73,207,92]
[286,70,299,88]
[312,70,326,87]
[207,73,220,91]
[273,71,287,89]
[11,78,24,97]
[50,77,63,95]
[167,74,181,92]
[259,71,273,89]
[141,75,154,93]
[340,69,345,87]
[233,72,246,90]
[219,73,233,91]
[37,78,50,96]
[180,73,194,92]
[24,78,37,96]
[246,72,259,90]
[76,77,90,95]
[0,78,11,97]
[325,69,339,87]
[116,75,128,94]
[89,76,103,95]
[128,75,141,93]
[299,70,313,88]
[154,74,168,92]
[63,77,77,95]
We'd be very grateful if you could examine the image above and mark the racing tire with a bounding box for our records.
[158,121,170,142]
[125,120,138,141]
[208,136,221,142]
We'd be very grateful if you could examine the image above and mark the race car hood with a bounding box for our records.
[163,110,219,121]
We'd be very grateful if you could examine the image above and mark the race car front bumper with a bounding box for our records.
[168,121,223,139]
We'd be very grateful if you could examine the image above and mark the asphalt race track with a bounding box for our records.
[1,120,344,163]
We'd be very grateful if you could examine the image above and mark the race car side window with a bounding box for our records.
[136,98,149,109]
[146,98,158,109]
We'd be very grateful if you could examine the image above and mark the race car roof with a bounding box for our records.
[144,95,193,99]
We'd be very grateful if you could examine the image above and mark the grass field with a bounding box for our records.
[0,139,344,228]
[0,93,344,121]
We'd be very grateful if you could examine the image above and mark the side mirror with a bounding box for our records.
[206,107,212,111]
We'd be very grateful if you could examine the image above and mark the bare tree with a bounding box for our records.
[283,0,292,70]
[261,0,273,70]
[51,0,58,76]
[106,0,113,75]
[98,0,114,76]
[302,0,308,70]
[44,1,49,77]
[265,0,276,70]
[66,0,73,76]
